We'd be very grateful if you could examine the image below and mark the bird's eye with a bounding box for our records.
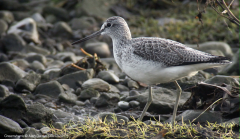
[106,23,111,27]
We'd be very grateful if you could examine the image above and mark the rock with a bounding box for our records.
[52,122,63,129]
[15,71,41,92]
[136,87,191,114]
[129,100,140,108]
[0,53,8,62]
[118,101,130,110]
[96,70,119,83]
[95,92,120,107]
[187,42,233,58]
[57,69,94,90]
[109,84,120,93]
[0,19,8,35]
[1,33,26,52]
[220,50,239,75]
[82,78,110,92]
[51,109,84,124]
[84,42,111,58]
[0,85,9,98]
[78,88,100,100]
[205,75,239,88]
[94,112,129,123]
[42,6,69,21]
[34,81,65,98]
[0,10,14,24]
[0,62,26,83]
[127,80,139,89]
[222,117,239,126]
[58,90,78,104]
[8,18,39,43]
[12,11,31,21]
[56,52,77,63]
[51,22,73,39]
[30,61,45,71]
[25,44,50,55]
[46,60,64,69]
[69,17,97,30]
[23,127,41,139]
[0,115,23,135]
[9,59,30,70]
[31,13,46,23]
[40,127,50,134]
[157,18,183,26]
[115,84,129,92]
[43,68,61,80]
[25,53,47,65]
[174,110,222,124]
[101,58,122,74]
[26,103,52,124]
[129,90,140,96]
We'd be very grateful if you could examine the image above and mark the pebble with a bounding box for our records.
[118,101,130,110]
[85,42,111,58]
[34,81,65,97]
[129,100,140,108]
[94,112,129,123]
[0,115,24,134]
[78,88,100,100]
[2,33,26,52]
[129,90,140,96]
[82,78,110,92]
[97,70,119,84]
[0,85,10,98]
[40,127,51,134]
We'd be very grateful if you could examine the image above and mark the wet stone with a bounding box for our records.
[115,84,129,92]
[0,115,23,135]
[78,88,100,100]
[25,53,47,65]
[34,81,65,98]
[118,101,130,110]
[129,90,140,96]
[58,90,78,104]
[30,61,46,71]
[127,80,139,89]
[97,70,119,84]
[129,100,140,108]
[82,78,110,92]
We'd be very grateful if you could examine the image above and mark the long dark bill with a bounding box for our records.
[72,29,103,45]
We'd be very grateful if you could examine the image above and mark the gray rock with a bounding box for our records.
[97,70,119,83]
[26,103,53,124]
[23,127,41,139]
[15,71,41,92]
[2,33,26,52]
[0,85,9,98]
[129,90,140,96]
[205,75,239,87]
[82,78,110,92]
[129,100,140,108]
[136,87,191,114]
[34,81,65,98]
[85,42,111,58]
[45,14,57,23]
[0,10,14,24]
[0,19,8,35]
[43,68,61,80]
[115,84,129,92]
[94,112,129,123]
[0,115,23,135]
[40,127,50,134]
[52,122,63,129]
[51,22,73,39]
[57,69,94,90]
[127,80,139,89]
[69,17,97,30]
[58,90,78,104]
[46,60,64,69]
[118,101,130,110]
[220,50,239,75]
[56,52,77,63]
[25,53,47,65]
[30,61,45,71]
[51,109,84,124]
[31,13,46,23]
[187,42,233,58]
[78,88,100,100]
[0,53,8,62]
[24,44,50,55]
[9,59,30,70]
[174,110,222,124]
[95,92,120,107]
[222,117,239,126]
[42,6,69,21]
[109,84,120,93]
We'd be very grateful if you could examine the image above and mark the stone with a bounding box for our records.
[115,84,129,92]
[109,84,120,93]
[40,127,50,134]
[222,117,239,126]
[174,110,222,124]
[220,50,239,75]
[129,90,140,96]
[1,33,26,52]
[0,85,9,98]
[129,100,140,108]
[118,101,130,110]
[0,115,23,135]
[30,61,45,71]
[51,22,73,39]
[26,103,53,124]
[127,80,139,89]
[0,53,8,62]
[24,44,50,55]
[58,90,78,104]
[23,127,41,139]
[94,112,129,123]
[0,19,8,35]
[82,78,110,92]
[56,52,77,63]
[42,6,69,21]
[187,42,233,58]
[25,53,47,65]
[9,59,30,70]
[8,18,39,43]
[84,42,111,58]
[136,87,191,114]
[69,17,97,30]
[78,88,100,100]
[0,62,26,83]
[205,75,239,88]
[51,109,84,124]
[96,70,119,83]
[34,81,65,98]
[95,92,120,107]
[0,10,14,24]
[43,68,61,80]
[15,71,41,92]
[57,69,94,90]
[31,13,46,23]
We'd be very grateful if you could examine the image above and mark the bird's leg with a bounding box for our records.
[139,85,153,121]
[171,81,182,126]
